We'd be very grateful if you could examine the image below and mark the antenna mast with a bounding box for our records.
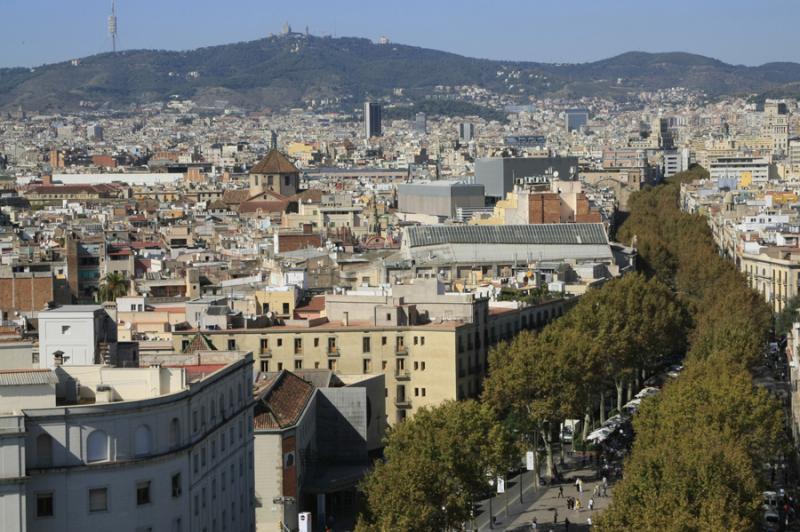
[108,1,118,52]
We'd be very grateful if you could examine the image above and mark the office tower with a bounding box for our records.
[86,124,104,141]
[364,102,382,138]
[415,112,427,134]
[458,122,475,143]
[764,100,790,156]
[565,109,589,132]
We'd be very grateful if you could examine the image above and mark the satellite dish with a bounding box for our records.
[553,171,559,179]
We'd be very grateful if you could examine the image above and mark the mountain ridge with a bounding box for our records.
[1,35,799,112]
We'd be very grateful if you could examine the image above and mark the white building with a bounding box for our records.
[709,156,771,185]
[0,355,255,532]
[37,306,116,369]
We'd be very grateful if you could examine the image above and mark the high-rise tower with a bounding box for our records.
[364,102,382,138]
[108,1,118,52]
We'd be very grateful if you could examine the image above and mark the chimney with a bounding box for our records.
[342,311,349,326]
[42,175,53,185]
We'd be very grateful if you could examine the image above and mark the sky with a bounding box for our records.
[1,0,798,68]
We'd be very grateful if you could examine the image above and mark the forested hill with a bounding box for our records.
[3,34,800,111]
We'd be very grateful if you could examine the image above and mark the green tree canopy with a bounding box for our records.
[356,400,517,532]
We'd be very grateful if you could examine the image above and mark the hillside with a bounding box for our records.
[1,35,800,112]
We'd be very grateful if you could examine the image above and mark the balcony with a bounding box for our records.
[327,348,340,357]
[259,349,272,358]
[395,398,412,408]
[395,369,411,381]
[395,346,408,356]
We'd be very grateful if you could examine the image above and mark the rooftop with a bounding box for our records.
[250,149,300,175]
[405,223,609,247]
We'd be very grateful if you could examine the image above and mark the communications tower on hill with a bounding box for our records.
[108,0,118,52]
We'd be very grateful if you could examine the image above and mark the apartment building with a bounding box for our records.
[0,355,255,532]
[740,241,800,313]
[173,280,568,424]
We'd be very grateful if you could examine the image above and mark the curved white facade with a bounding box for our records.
[18,356,255,532]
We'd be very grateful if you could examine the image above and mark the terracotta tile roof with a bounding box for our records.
[250,149,299,175]
[295,295,325,314]
[183,333,216,353]
[253,371,314,430]
[238,200,289,214]
[222,189,252,205]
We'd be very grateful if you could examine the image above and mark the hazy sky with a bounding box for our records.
[2,0,797,68]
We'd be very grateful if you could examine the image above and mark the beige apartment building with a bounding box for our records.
[173,280,568,424]
[740,244,800,313]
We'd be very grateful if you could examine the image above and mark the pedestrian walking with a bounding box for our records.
[557,485,564,498]
[564,517,570,531]
[587,516,593,528]
[575,499,582,511]
[554,509,558,524]
[602,485,607,498]
[575,477,581,494]
[592,484,599,497]
[602,476,608,489]
[578,478,583,493]
[589,498,594,511]
[530,516,538,530]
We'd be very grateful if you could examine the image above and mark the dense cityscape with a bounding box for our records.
[0,4,799,532]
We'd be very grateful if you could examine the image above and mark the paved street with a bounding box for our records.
[473,454,615,531]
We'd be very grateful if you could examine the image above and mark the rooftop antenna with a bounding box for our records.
[108,0,118,53]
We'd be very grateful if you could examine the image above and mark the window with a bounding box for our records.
[36,433,53,467]
[260,338,269,352]
[193,454,199,473]
[260,360,269,372]
[136,481,151,506]
[134,425,152,457]
[227,339,236,350]
[386,313,391,321]
[381,361,387,370]
[282,303,290,314]
[169,418,180,449]
[327,337,337,353]
[222,471,227,490]
[328,359,337,370]
[192,410,198,433]
[212,440,217,459]
[172,473,182,498]
[284,175,291,186]
[36,492,54,517]
[363,359,372,373]
[294,359,303,370]
[294,338,302,354]
[277,362,283,371]
[420,336,425,346]
[362,337,371,353]
[422,388,427,397]
[381,336,387,346]
[201,446,206,467]
[414,361,418,370]
[414,387,419,397]
[88,487,108,513]
[277,338,283,347]
[413,336,418,345]
[314,338,319,347]
[87,430,109,463]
